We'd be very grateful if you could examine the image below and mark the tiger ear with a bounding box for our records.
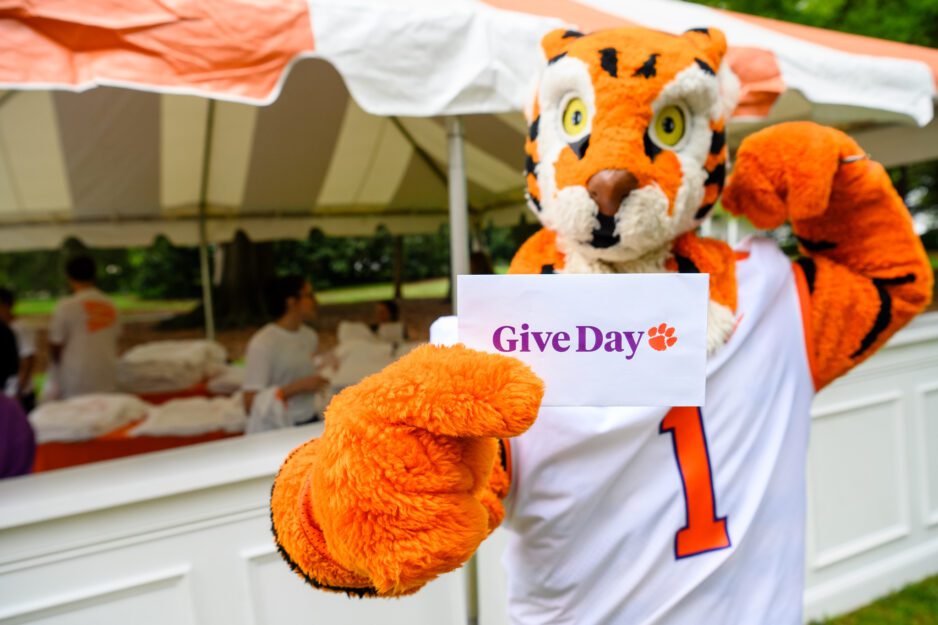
[540,28,582,62]
[681,27,728,69]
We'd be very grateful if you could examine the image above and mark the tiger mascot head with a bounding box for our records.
[524,27,739,273]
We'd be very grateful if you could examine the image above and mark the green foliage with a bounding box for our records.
[689,0,938,46]
[128,236,203,300]
[271,227,452,291]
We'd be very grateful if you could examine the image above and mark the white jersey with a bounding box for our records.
[432,237,814,625]
[49,288,120,399]
[242,322,320,427]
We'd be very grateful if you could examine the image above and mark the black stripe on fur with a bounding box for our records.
[709,130,726,155]
[694,203,715,220]
[674,254,700,273]
[694,58,715,75]
[705,163,726,188]
[643,130,661,162]
[795,257,817,294]
[795,235,837,252]
[600,48,618,77]
[851,280,892,359]
[633,53,659,78]
[529,116,539,141]
[570,135,590,160]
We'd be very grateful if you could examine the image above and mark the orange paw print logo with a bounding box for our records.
[648,323,677,352]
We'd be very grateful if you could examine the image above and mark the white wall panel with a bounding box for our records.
[809,393,908,568]
[915,383,938,528]
[243,547,466,625]
[0,567,194,625]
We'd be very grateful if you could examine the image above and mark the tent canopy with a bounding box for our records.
[1,0,936,251]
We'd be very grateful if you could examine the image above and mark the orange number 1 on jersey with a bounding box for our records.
[660,407,731,559]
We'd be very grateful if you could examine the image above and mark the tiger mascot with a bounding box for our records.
[270,27,933,624]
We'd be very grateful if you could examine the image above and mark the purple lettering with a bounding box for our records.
[492,325,517,352]
[553,331,571,352]
[604,331,624,353]
[577,325,602,352]
[520,323,530,352]
[623,331,644,360]
[532,331,553,352]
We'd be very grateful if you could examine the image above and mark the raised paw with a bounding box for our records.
[648,323,678,352]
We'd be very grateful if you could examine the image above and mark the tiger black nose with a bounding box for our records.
[587,169,639,217]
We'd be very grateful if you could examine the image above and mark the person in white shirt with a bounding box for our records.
[0,288,36,413]
[48,255,119,399]
[242,275,328,433]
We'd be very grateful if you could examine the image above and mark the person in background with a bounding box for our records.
[371,299,399,329]
[370,299,407,342]
[0,288,36,413]
[242,275,328,431]
[48,255,119,399]
[0,394,34,478]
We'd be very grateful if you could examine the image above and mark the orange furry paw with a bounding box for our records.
[271,345,544,597]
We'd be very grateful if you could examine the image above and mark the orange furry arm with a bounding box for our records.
[723,122,933,389]
[270,344,543,597]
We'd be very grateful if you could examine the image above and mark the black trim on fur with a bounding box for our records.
[851,280,892,359]
[525,155,537,177]
[694,203,715,220]
[570,135,590,160]
[694,58,715,75]
[643,130,662,162]
[562,30,584,38]
[795,235,837,252]
[686,27,710,35]
[540,264,555,274]
[876,273,916,286]
[548,52,567,65]
[674,254,700,273]
[633,53,659,78]
[529,117,539,141]
[525,191,542,213]
[498,439,509,470]
[709,130,726,155]
[600,48,618,78]
[795,257,816,294]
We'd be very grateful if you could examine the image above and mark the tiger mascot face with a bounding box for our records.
[525,27,739,271]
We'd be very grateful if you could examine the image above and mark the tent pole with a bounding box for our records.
[445,116,470,308]
[392,235,404,300]
[198,100,217,340]
[446,116,476,625]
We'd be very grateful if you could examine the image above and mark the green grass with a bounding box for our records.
[812,574,938,624]
[14,294,196,317]
[13,267,510,314]
[316,277,449,305]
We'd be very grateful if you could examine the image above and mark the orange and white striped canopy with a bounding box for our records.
[0,0,935,249]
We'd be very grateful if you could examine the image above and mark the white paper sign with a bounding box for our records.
[457,274,708,407]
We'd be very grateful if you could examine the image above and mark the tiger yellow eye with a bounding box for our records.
[562,97,589,137]
[653,105,686,147]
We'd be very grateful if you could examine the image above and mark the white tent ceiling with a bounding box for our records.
[0,0,936,251]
